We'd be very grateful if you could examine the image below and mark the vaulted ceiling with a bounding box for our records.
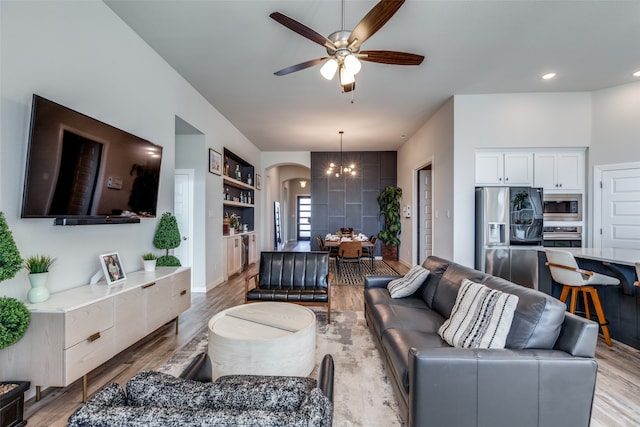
[105,0,640,152]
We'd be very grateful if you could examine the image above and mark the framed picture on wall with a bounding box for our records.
[256,173,262,190]
[209,149,222,175]
[100,252,126,285]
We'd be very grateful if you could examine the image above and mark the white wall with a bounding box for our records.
[588,81,640,242]
[0,1,258,298]
[591,82,640,166]
[397,98,455,265]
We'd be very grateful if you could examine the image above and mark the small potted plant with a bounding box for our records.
[23,254,56,303]
[229,214,241,235]
[141,252,158,272]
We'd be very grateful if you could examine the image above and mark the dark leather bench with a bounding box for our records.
[245,251,332,322]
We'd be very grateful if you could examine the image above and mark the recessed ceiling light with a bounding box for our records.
[633,70,640,77]
[542,72,556,80]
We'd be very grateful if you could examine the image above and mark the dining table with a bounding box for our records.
[323,234,375,272]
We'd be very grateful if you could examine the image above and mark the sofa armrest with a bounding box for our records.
[179,352,212,382]
[67,383,127,427]
[408,347,597,427]
[317,354,334,403]
[553,312,599,358]
[364,275,402,289]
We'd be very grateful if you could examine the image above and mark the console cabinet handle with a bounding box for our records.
[142,282,156,289]
[87,332,101,342]
[180,290,187,296]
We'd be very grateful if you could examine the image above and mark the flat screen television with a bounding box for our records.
[21,95,163,225]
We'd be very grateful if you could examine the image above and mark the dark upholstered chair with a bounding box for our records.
[67,353,334,427]
[245,251,332,323]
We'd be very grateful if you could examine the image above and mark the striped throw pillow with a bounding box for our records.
[438,279,519,349]
[387,265,430,298]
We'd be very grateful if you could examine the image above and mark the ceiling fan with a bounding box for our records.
[270,0,424,93]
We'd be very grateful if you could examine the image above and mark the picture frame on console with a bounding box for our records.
[209,149,222,175]
[100,252,126,285]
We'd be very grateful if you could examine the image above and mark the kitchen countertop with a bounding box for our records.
[541,247,640,267]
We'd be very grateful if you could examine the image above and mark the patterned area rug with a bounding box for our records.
[329,259,398,286]
[158,310,402,427]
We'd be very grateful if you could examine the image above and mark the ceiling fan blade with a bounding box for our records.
[347,0,405,48]
[359,50,424,66]
[270,12,336,49]
[274,57,329,76]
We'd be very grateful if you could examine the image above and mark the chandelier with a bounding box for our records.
[327,131,356,177]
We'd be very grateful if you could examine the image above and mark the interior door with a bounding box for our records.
[174,170,193,287]
[601,167,640,248]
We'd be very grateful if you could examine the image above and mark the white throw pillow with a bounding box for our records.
[387,265,430,298]
[438,279,519,349]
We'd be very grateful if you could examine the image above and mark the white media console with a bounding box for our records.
[0,267,191,402]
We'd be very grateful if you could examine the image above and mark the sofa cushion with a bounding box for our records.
[126,371,316,412]
[364,288,427,310]
[431,263,488,319]
[482,276,566,349]
[367,303,445,340]
[438,279,519,349]
[387,265,430,298]
[417,257,450,308]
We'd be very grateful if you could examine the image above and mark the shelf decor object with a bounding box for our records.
[100,252,126,285]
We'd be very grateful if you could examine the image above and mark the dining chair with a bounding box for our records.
[545,248,620,346]
[362,235,377,272]
[337,241,362,280]
[318,234,338,259]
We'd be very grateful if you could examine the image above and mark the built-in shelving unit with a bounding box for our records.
[222,148,255,232]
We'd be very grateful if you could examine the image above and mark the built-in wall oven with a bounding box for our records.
[543,226,582,247]
[543,194,582,222]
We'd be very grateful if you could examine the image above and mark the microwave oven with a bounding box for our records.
[543,194,582,221]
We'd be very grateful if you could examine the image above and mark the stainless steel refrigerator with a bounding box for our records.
[475,186,544,289]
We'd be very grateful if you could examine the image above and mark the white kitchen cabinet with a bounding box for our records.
[475,151,533,186]
[534,150,585,192]
[225,235,243,278]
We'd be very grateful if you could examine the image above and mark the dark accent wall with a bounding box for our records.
[310,151,397,253]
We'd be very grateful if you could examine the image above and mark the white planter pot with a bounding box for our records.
[229,227,235,235]
[143,259,157,272]
[28,272,50,303]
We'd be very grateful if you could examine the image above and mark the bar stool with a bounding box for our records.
[545,249,619,346]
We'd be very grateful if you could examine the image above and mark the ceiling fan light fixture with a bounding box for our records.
[344,54,362,75]
[320,58,339,80]
[339,66,355,85]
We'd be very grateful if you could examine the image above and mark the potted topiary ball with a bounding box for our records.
[0,211,31,425]
[153,212,182,267]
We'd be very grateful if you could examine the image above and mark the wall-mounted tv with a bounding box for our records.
[21,95,163,225]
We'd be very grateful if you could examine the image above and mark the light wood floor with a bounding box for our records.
[23,243,640,426]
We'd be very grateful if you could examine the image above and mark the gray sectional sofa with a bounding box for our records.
[365,256,599,427]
